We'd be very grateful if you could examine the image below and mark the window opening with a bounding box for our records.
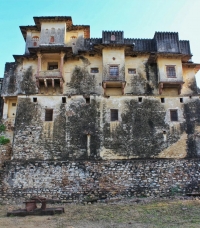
[48,62,58,70]
[111,109,118,121]
[33,97,37,102]
[128,68,136,74]
[180,98,183,103]
[12,103,16,106]
[45,109,53,121]
[62,97,66,103]
[161,98,165,103]
[85,97,90,104]
[166,66,176,78]
[138,97,142,102]
[91,68,99,73]
[109,66,119,77]
[50,36,55,43]
[170,110,178,121]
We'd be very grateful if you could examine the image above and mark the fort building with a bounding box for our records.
[1,16,200,202]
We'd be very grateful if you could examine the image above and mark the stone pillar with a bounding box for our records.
[87,134,91,157]
[2,98,8,119]
[60,52,65,75]
[37,52,42,74]
[44,79,47,88]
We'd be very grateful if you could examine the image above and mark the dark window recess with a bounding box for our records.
[170,110,178,121]
[109,66,119,76]
[33,97,37,102]
[12,103,16,106]
[91,68,99,73]
[166,66,176,78]
[50,36,54,43]
[138,97,142,102]
[48,63,58,70]
[128,68,136,74]
[161,98,165,103]
[45,109,53,121]
[163,131,166,134]
[111,109,118,121]
[62,97,66,103]
[85,98,90,104]
[180,98,183,103]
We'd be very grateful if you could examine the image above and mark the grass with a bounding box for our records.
[0,198,200,227]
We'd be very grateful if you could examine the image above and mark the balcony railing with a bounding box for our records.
[36,70,62,78]
[103,74,125,81]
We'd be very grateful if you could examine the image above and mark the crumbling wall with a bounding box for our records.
[68,65,97,95]
[65,97,101,159]
[103,98,184,158]
[2,63,37,97]
[1,159,200,203]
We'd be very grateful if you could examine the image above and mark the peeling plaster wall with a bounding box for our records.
[10,95,200,160]
[39,22,65,45]
[182,66,198,95]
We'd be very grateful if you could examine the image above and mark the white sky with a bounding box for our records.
[0,0,200,85]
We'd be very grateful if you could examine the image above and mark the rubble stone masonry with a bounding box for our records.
[0,159,200,203]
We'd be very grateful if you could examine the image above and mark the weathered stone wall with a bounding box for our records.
[1,159,200,203]
[11,95,200,160]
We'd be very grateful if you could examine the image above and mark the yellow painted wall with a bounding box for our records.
[65,30,85,44]
[157,57,183,82]
[182,66,196,95]
[124,55,148,94]
[102,48,125,67]
[7,98,17,118]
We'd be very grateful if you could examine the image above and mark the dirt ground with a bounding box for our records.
[1,197,200,228]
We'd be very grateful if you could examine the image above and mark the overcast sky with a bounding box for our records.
[1,0,200,85]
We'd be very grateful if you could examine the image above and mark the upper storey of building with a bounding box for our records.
[20,16,191,60]
[2,16,200,99]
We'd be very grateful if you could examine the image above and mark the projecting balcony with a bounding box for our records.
[102,74,126,95]
[36,70,62,79]
[35,70,64,93]
[158,80,184,95]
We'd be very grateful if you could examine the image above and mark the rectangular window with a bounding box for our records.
[180,98,183,103]
[109,66,119,77]
[45,109,53,121]
[170,110,178,121]
[161,98,165,103]
[62,97,66,103]
[138,97,142,102]
[12,103,16,106]
[33,97,37,102]
[128,68,136,74]
[166,66,176,78]
[91,68,99,73]
[85,98,90,104]
[48,62,58,70]
[110,109,118,121]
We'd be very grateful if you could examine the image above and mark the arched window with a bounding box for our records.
[32,36,39,46]
[51,28,55,34]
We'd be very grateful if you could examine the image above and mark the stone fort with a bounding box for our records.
[0,16,200,202]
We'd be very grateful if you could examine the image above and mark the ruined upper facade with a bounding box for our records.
[2,16,200,160]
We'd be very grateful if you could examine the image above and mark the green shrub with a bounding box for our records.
[0,124,6,132]
[0,136,10,145]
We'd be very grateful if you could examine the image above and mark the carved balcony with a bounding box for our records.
[35,70,64,92]
[102,74,126,95]
[36,70,62,79]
